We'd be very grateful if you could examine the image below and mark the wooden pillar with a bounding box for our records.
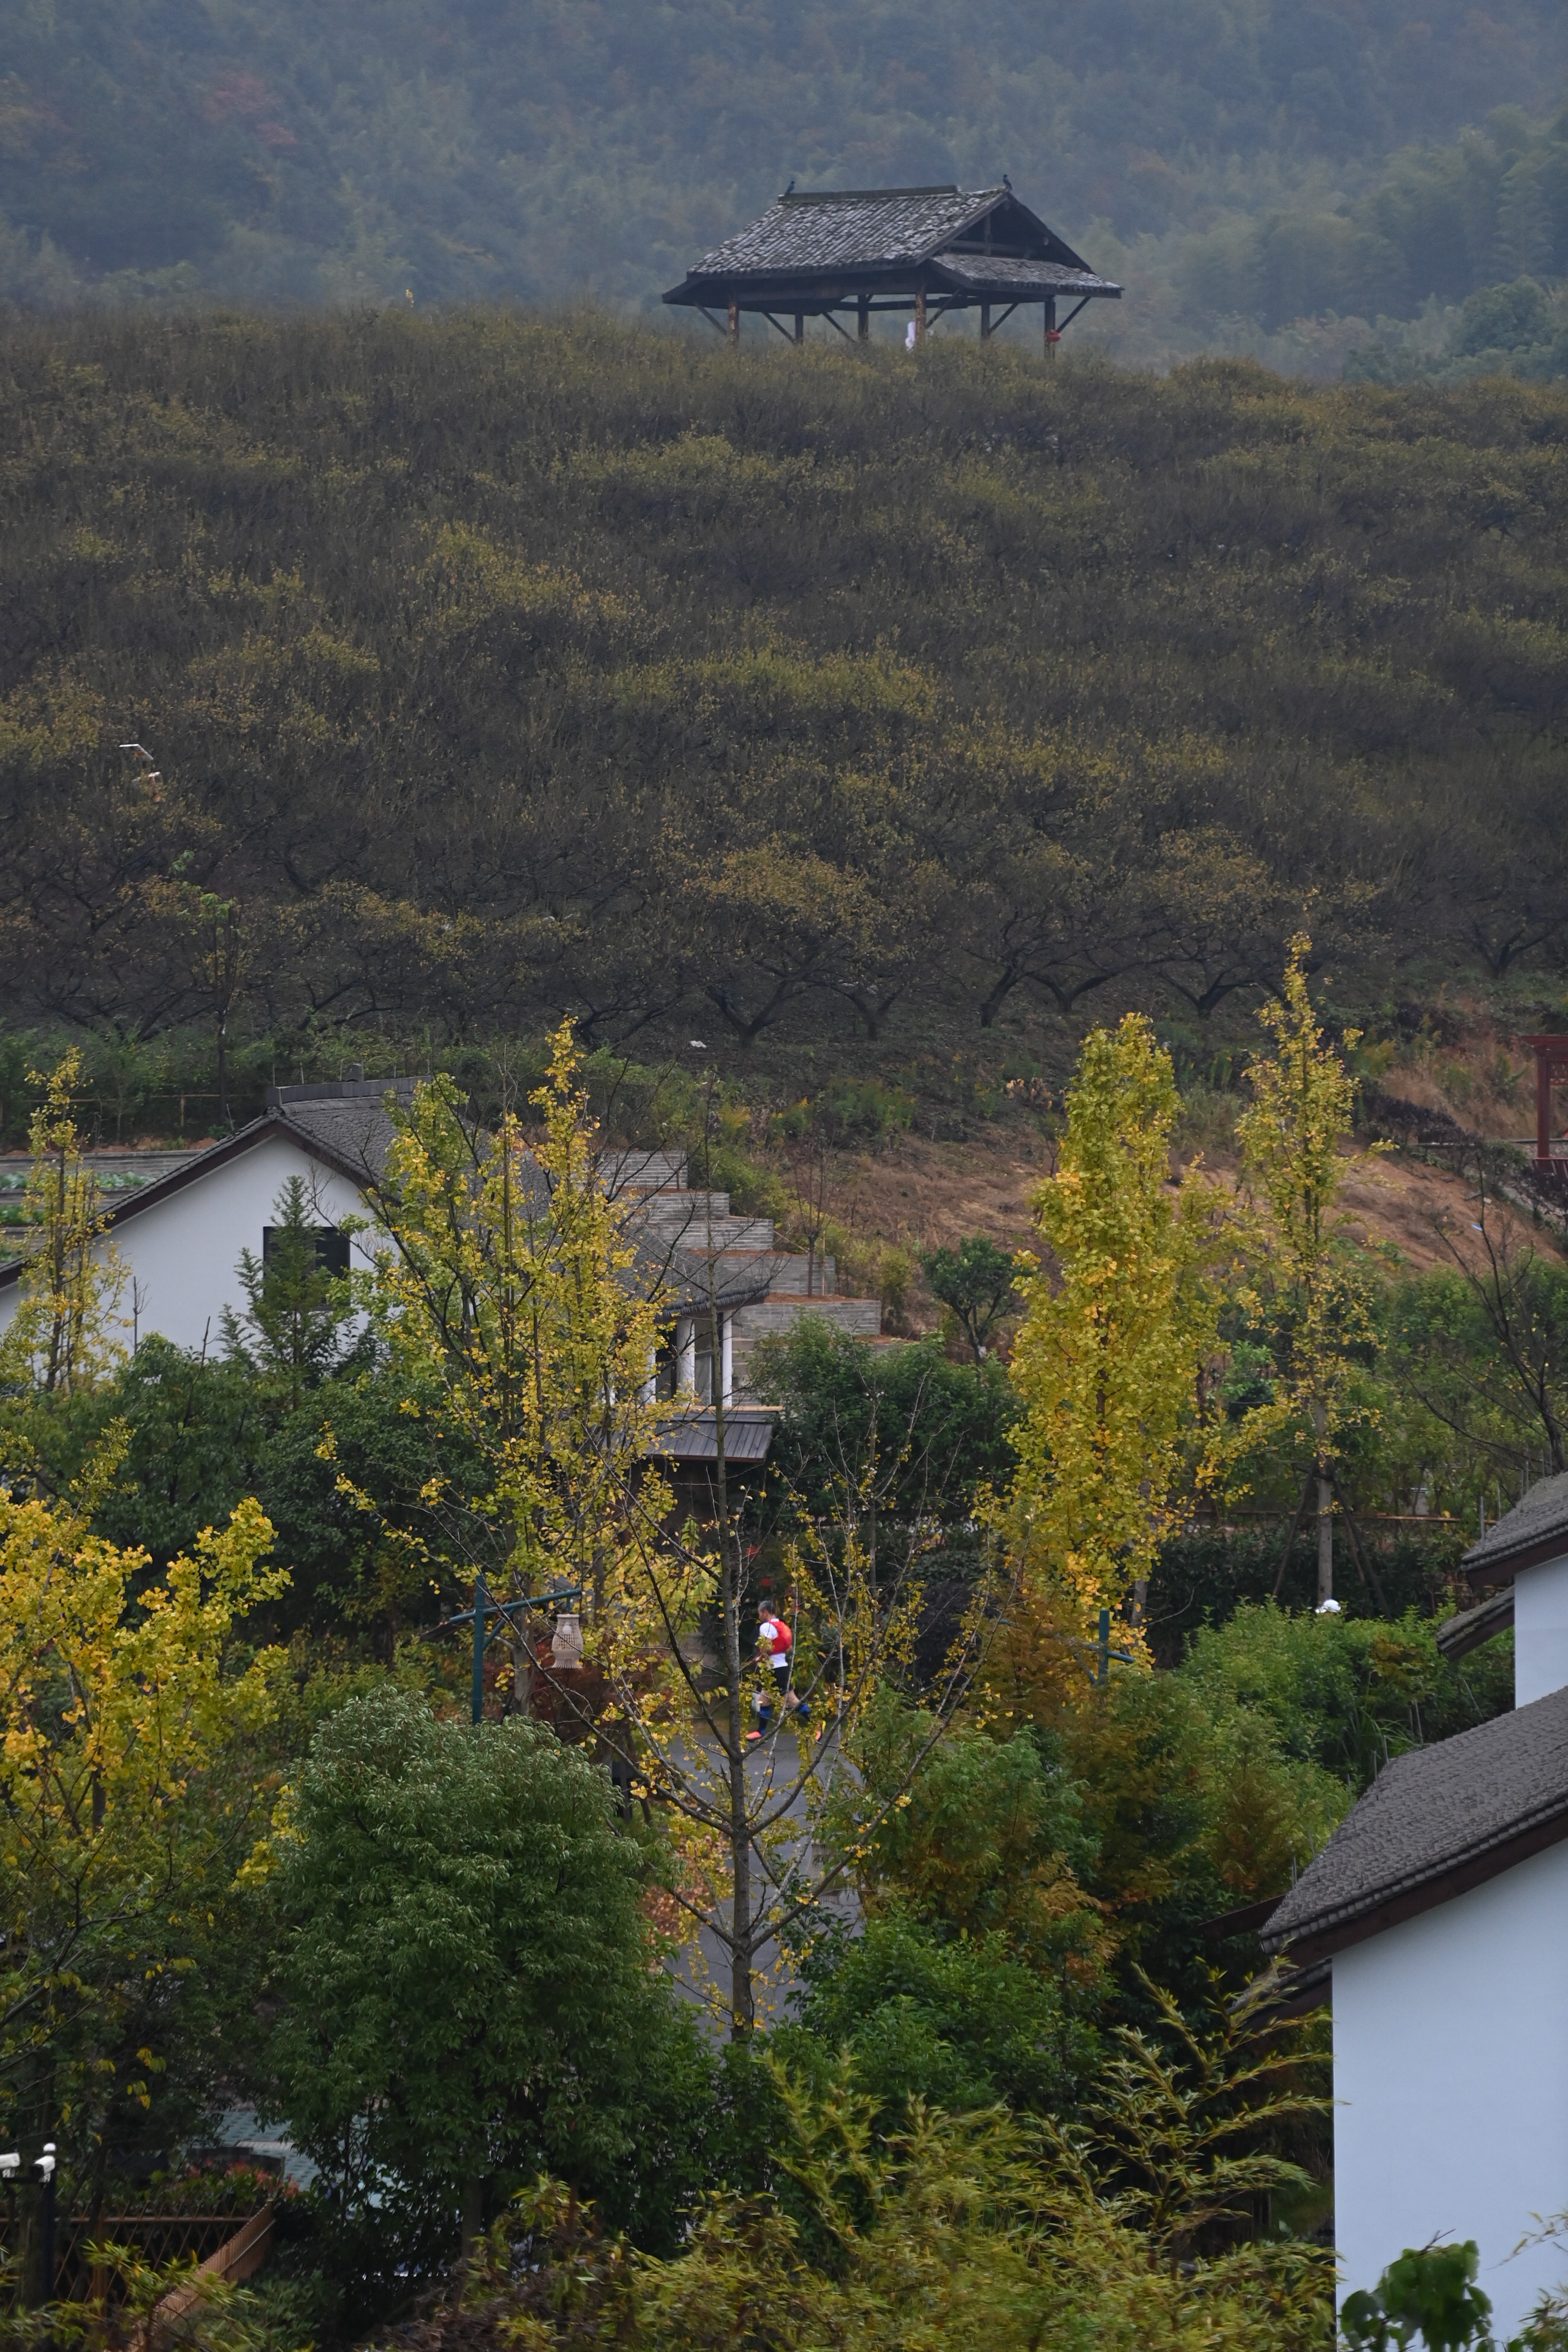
[915,287,926,343]
[727,299,739,348]
[1043,295,1057,360]
[794,309,804,343]
[980,302,991,342]
[857,296,869,342]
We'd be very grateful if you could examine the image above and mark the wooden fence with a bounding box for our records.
[1,2201,275,2313]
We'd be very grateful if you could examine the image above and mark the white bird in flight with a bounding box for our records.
[119,742,162,783]
[119,738,160,785]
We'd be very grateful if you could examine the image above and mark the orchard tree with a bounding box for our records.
[921,1236,1019,1362]
[1005,1014,1221,1634]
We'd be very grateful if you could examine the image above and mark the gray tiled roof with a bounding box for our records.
[688,186,1002,277]
[1463,1471,1568,1581]
[278,1092,411,1183]
[1261,1682,1568,1957]
[934,252,1117,295]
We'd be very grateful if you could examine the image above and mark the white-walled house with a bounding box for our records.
[1262,1474,1568,2336]
[0,1077,884,1405]
[0,1080,409,1358]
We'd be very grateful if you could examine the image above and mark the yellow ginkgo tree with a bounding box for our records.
[0,1470,287,2207]
[0,1050,127,1399]
[358,1030,994,2041]
[1232,934,1386,1607]
[359,1023,673,1616]
[1005,1014,1222,1645]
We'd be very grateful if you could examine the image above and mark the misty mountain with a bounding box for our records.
[2,0,1566,363]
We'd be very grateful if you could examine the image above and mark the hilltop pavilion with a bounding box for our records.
[662,182,1121,351]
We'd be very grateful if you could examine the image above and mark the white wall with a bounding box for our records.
[1514,1552,1568,1706]
[1334,1837,1568,2335]
[0,1136,373,1355]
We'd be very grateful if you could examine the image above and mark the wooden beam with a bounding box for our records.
[857,296,869,342]
[727,299,739,348]
[915,286,926,343]
[980,302,991,341]
[1044,294,1058,361]
[794,309,804,343]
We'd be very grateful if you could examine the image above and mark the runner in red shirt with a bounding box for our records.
[748,1603,805,1740]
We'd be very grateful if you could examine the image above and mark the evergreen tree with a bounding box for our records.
[223,1173,358,1406]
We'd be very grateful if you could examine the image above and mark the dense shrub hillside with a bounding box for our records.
[2,312,1566,1068]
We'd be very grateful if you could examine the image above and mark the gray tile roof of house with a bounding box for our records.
[277,1091,414,1183]
[1261,1681,1568,1959]
[689,186,1008,276]
[1462,1471,1568,1582]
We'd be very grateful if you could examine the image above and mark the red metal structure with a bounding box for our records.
[1521,1036,1568,1166]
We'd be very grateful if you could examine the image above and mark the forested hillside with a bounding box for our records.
[1,0,1566,370]
[2,310,1565,1102]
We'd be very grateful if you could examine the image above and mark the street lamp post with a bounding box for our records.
[0,2152,17,2301]
[431,1579,585,1723]
[34,2145,55,2305]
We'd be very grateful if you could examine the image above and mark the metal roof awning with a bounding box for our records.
[647,1409,776,1464]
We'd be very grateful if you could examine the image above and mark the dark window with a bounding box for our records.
[262,1225,351,1278]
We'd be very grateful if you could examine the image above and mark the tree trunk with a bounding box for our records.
[1311,1403,1333,1604]
[461,2174,484,2257]
[712,1327,755,2035]
[1316,1471,1334,1603]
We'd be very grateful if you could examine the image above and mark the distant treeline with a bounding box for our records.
[1163,103,1568,335]
[1,0,1566,365]
[1,312,1566,1065]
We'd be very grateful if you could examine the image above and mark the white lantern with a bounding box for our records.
[551,1612,585,1669]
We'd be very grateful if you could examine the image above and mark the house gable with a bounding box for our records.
[0,1121,374,1355]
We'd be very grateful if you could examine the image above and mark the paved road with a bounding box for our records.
[669,1723,860,2034]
